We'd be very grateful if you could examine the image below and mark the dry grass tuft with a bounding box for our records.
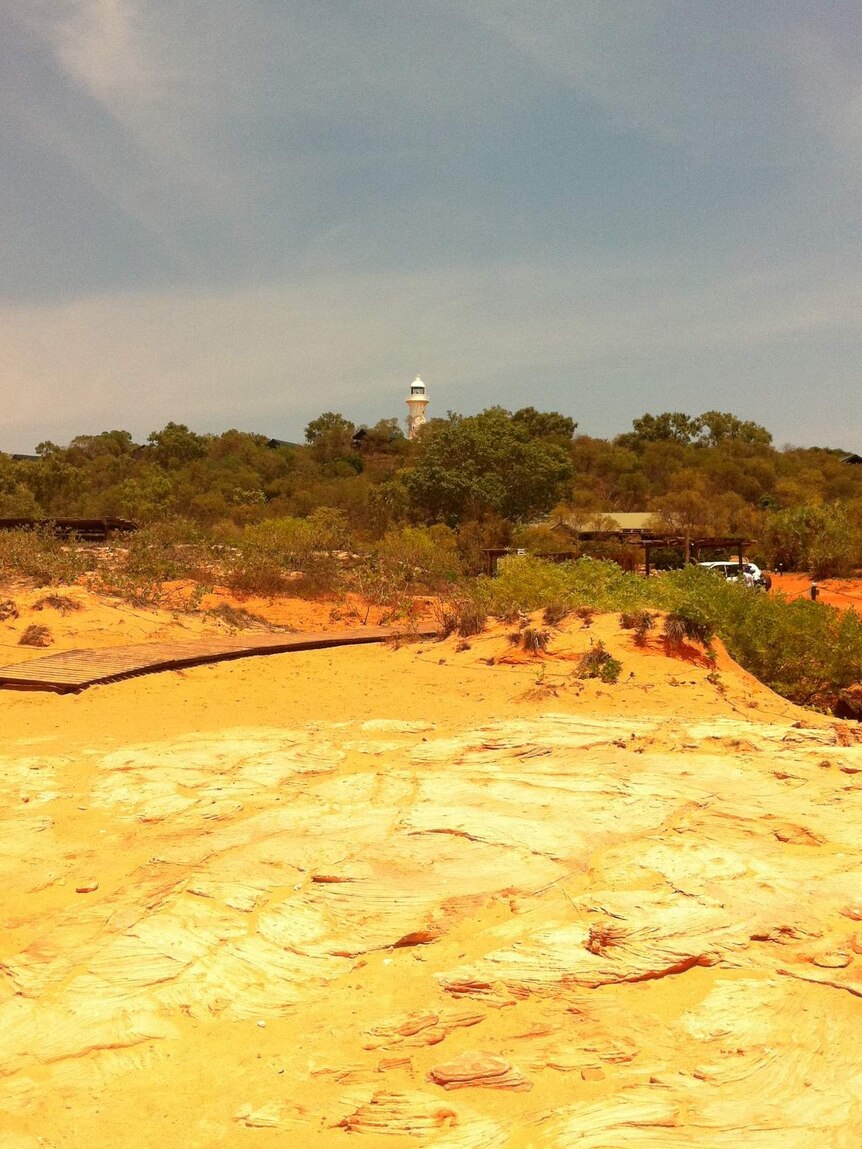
[18,624,52,647]
[0,599,19,621]
[205,604,274,631]
[32,594,83,615]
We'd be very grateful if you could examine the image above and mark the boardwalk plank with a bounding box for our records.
[0,624,436,693]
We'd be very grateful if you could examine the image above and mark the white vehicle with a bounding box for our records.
[698,560,765,586]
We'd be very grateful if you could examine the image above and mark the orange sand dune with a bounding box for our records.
[1,589,861,1148]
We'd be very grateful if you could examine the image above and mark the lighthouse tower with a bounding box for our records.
[405,375,429,440]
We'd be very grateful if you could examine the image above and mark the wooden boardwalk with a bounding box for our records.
[0,624,437,694]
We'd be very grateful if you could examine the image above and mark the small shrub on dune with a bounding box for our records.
[19,624,52,647]
[576,641,622,684]
[435,591,486,639]
[620,609,656,645]
[453,596,487,638]
[0,599,19,621]
[576,606,595,628]
[32,594,83,615]
[519,627,551,653]
[542,599,571,627]
[662,607,715,651]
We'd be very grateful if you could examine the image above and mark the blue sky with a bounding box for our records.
[1,1,860,451]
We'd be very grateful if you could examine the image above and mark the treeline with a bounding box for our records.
[2,407,861,575]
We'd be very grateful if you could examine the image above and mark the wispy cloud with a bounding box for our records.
[0,2,859,448]
[1,255,859,451]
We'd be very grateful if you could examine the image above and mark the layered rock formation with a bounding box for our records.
[3,698,862,1146]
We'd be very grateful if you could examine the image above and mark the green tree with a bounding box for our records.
[699,411,772,448]
[511,407,577,443]
[406,407,572,526]
[763,504,859,576]
[304,412,355,464]
[147,423,209,468]
[618,412,703,448]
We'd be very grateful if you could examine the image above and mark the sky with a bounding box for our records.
[1,1,860,452]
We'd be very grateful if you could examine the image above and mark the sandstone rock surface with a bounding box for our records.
[2,609,862,1146]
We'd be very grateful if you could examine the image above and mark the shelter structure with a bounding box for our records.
[0,517,137,541]
[484,510,751,577]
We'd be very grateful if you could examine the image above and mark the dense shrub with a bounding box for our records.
[225,508,349,596]
[0,528,91,586]
[476,557,862,709]
[434,590,487,638]
[576,641,622,683]
[371,525,462,592]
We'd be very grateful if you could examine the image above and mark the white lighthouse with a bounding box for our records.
[405,375,429,440]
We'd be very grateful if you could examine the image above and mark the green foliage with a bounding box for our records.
[372,525,462,592]
[304,412,356,466]
[662,607,715,649]
[620,609,656,644]
[618,410,772,450]
[476,556,862,709]
[93,520,212,606]
[225,508,349,596]
[576,641,622,683]
[147,423,208,468]
[434,590,487,638]
[3,410,862,560]
[762,504,858,576]
[511,407,577,442]
[479,556,645,617]
[406,407,573,525]
[0,528,91,586]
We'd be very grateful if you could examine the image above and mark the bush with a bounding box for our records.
[509,626,551,653]
[473,558,862,710]
[225,509,350,596]
[368,525,463,594]
[32,594,83,615]
[19,624,52,647]
[662,607,715,649]
[435,590,487,638]
[93,520,213,606]
[576,641,622,683]
[542,599,572,627]
[480,556,645,617]
[620,609,656,645]
[0,528,91,587]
